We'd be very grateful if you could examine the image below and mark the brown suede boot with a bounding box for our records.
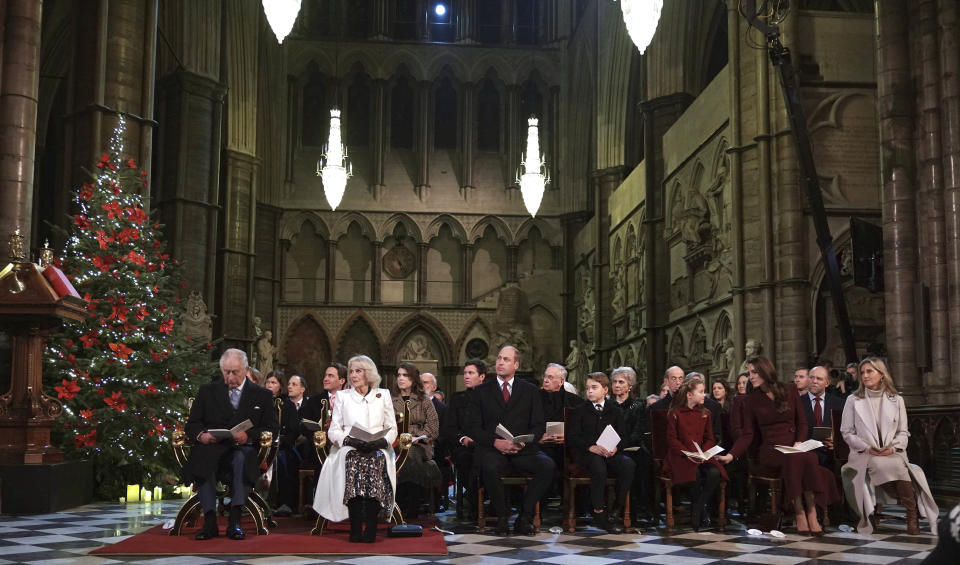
[895,480,920,535]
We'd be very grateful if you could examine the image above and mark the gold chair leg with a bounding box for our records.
[170,495,203,536]
[311,515,327,536]
[243,496,269,535]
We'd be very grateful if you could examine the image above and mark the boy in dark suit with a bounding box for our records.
[183,348,277,540]
[467,346,555,536]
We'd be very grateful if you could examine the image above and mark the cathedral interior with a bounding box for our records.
[2,0,960,534]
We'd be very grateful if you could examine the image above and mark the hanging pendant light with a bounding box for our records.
[316,109,352,210]
[262,0,302,44]
[620,0,663,54]
[517,117,550,217]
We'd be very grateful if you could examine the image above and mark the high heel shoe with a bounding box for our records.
[795,513,810,536]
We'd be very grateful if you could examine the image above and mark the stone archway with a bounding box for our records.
[282,315,333,394]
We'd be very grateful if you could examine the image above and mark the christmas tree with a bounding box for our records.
[43,115,216,499]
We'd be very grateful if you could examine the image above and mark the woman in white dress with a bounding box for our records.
[313,355,398,542]
[840,357,938,535]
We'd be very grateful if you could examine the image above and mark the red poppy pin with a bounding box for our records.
[376,393,382,398]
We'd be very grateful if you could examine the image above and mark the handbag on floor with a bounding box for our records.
[387,523,423,537]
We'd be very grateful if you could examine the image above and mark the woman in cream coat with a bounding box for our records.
[840,357,938,535]
[313,355,398,542]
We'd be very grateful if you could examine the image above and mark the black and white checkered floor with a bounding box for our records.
[0,500,938,564]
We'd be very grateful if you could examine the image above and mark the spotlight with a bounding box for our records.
[435,3,447,17]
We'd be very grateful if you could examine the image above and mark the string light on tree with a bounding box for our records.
[44,114,216,499]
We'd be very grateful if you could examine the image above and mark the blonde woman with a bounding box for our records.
[313,355,398,543]
[840,357,938,535]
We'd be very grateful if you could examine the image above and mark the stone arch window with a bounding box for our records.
[477,1,501,44]
[434,74,459,150]
[394,0,419,41]
[516,0,540,45]
[518,225,551,274]
[472,225,508,299]
[284,220,327,303]
[334,221,372,303]
[302,62,331,147]
[391,70,415,149]
[345,0,372,39]
[346,66,371,147]
[477,77,501,152]
[427,224,464,304]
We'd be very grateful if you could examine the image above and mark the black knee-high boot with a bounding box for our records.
[362,497,380,543]
[347,498,364,542]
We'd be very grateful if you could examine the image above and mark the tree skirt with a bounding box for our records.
[90,516,447,556]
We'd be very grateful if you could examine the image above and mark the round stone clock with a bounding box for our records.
[382,244,416,278]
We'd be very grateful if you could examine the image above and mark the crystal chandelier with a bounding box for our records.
[316,109,352,210]
[517,117,550,217]
[620,0,663,54]
[262,0,301,44]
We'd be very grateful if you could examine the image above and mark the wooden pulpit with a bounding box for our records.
[0,261,86,465]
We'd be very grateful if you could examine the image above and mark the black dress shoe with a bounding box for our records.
[514,518,536,536]
[194,528,218,540]
[195,510,218,540]
[226,525,245,540]
[493,517,510,536]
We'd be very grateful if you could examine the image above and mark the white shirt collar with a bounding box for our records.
[594,400,605,410]
[232,378,247,394]
[497,376,514,388]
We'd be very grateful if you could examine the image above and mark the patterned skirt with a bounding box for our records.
[343,450,393,518]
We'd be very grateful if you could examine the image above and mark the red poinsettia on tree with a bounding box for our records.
[44,115,216,499]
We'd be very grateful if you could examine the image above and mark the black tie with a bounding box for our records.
[595,403,602,412]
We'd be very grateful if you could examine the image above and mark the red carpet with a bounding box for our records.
[90,516,448,556]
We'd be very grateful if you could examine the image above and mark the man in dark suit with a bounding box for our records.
[441,358,486,519]
[183,348,277,540]
[803,366,844,468]
[467,346,555,536]
[273,375,307,516]
[539,363,584,471]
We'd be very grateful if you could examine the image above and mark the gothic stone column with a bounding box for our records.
[0,0,42,251]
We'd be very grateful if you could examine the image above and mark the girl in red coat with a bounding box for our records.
[664,376,729,531]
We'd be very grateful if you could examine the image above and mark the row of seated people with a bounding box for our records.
[179,346,939,542]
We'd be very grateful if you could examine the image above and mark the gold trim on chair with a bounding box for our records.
[168,396,281,537]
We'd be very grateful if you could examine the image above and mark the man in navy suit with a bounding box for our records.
[183,348,277,540]
[467,346,555,536]
[802,366,843,468]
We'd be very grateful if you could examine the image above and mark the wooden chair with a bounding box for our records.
[562,460,631,532]
[650,409,727,535]
[310,399,412,535]
[477,472,542,533]
[169,397,281,536]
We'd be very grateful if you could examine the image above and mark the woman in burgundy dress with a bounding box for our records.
[724,356,838,535]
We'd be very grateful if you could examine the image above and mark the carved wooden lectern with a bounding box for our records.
[0,232,86,465]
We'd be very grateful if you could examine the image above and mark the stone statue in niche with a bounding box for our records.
[669,334,689,368]
[691,324,708,364]
[611,265,626,314]
[738,338,763,375]
[179,291,213,343]
[706,156,730,234]
[724,343,739,383]
[565,339,589,387]
[399,335,433,361]
[578,274,596,337]
[678,184,711,247]
[255,330,276,376]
